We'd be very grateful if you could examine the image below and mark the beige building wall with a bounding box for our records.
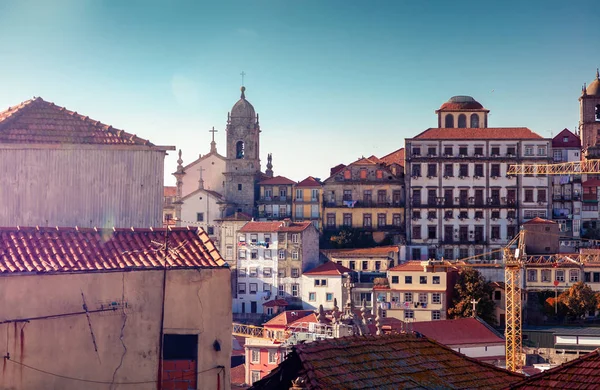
[0,268,232,390]
[180,153,226,197]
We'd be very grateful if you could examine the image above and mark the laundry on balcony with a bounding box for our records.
[343,200,357,208]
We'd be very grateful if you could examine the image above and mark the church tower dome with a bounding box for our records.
[579,68,600,149]
[230,86,256,120]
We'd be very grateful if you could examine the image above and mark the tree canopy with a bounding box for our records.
[448,268,496,324]
[560,281,597,319]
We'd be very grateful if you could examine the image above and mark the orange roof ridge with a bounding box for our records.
[412,127,544,140]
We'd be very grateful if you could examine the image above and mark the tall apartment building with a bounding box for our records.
[292,176,323,230]
[550,129,582,244]
[405,96,552,261]
[234,220,319,315]
[256,176,295,220]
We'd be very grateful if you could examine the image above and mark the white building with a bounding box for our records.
[405,96,551,260]
[0,97,174,228]
[235,220,319,315]
[178,187,223,239]
[178,129,226,197]
[301,262,353,311]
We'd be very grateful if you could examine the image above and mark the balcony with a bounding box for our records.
[411,197,516,208]
[294,197,319,203]
[324,200,404,208]
[257,212,292,219]
[258,196,292,203]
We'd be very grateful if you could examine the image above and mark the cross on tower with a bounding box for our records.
[471,298,480,317]
[240,71,246,86]
[197,166,206,189]
[209,127,218,142]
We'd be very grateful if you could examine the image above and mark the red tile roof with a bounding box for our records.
[0,227,225,273]
[379,147,405,167]
[509,349,600,389]
[583,178,600,187]
[295,176,322,188]
[523,217,557,225]
[412,318,504,346]
[552,128,581,149]
[329,164,346,176]
[259,175,295,186]
[322,245,399,258]
[0,98,156,146]
[217,212,253,221]
[303,261,353,276]
[262,310,314,328]
[262,299,289,308]
[249,334,523,390]
[353,156,381,165]
[164,186,177,197]
[389,261,426,271]
[413,127,544,140]
[287,313,331,327]
[231,364,247,387]
[239,221,312,233]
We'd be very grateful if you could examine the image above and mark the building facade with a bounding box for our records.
[292,176,323,230]
[579,69,600,150]
[301,262,353,311]
[405,96,551,261]
[163,186,177,227]
[257,176,295,220]
[0,98,174,228]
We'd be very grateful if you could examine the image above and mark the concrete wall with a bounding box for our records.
[0,145,167,228]
[0,268,231,390]
[455,344,505,359]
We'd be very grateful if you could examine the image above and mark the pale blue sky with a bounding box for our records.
[0,1,598,184]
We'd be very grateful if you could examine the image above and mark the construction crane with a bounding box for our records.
[506,159,600,175]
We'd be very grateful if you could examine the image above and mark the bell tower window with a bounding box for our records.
[236,141,245,159]
[457,114,467,128]
[595,104,600,121]
[445,115,454,128]
[470,114,479,128]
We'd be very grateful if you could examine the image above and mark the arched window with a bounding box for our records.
[470,114,480,128]
[445,115,454,128]
[595,104,600,121]
[236,141,245,159]
[457,114,467,128]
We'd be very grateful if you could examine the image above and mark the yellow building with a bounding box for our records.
[375,261,458,322]
[322,150,405,243]
[525,258,582,292]
[292,176,322,230]
[257,175,295,220]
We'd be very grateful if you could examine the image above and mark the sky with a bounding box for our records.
[0,1,598,185]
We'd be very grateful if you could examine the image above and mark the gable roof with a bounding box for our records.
[509,349,600,389]
[411,317,504,346]
[303,261,353,276]
[0,98,166,147]
[523,217,557,225]
[389,260,427,272]
[295,176,322,188]
[262,310,314,328]
[329,164,346,176]
[262,299,289,308]
[552,128,581,149]
[239,221,313,233]
[412,127,544,140]
[249,334,523,390]
[259,175,296,186]
[0,226,226,274]
[379,147,405,167]
[180,187,223,202]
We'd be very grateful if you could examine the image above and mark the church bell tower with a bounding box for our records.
[222,86,261,216]
[579,69,600,150]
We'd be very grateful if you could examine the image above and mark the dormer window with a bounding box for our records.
[563,136,569,143]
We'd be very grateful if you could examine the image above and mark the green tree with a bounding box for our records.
[328,227,374,248]
[559,281,597,319]
[448,268,496,325]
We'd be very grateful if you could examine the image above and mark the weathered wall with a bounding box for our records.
[0,146,166,228]
[0,268,231,390]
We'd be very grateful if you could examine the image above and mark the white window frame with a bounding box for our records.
[419,293,428,304]
[278,284,285,296]
[291,268,300,278]
[432,293,441,304]
[251,370,261,384]
[249,283,258,294]
[278,249,285,259]
[404,310,414,319]
[292,250,299,260]
[292,284,299,297]
[432,310,441,320]
[264,249,271,259]
[251,349,260,363]
[556,270,565,282]
[296,188,303,200]
[570,269,579,282]
[226,246,233,257]
[309,292,316,301]
[404,292,413,303]
[268,350,278,364]
[291,234,300,243]
[239,249,246,259]
[238,283,246,295]
[251,234,258,243]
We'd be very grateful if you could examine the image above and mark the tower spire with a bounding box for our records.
[596,68,599,80]
[209,127,218,153]
[266,153,273,177]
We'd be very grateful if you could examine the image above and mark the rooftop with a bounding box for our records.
[258,175,296,186]
[0,97,169,147]
[509,349,600,389]
[303,261,353,276]
[164,186,177,197]
[239,220,313,233]
[295,176,322,188]
[412,317,504,346]
[0,226,225,274]
[438,95,486,111]
[262,299,289,308]
[263,310,315,328]
[249,334,523,390]
[412,127,544,140]
[321,246,399,258]
[523,217,557,225]
[379,147,405,167]
[551,128,581,149]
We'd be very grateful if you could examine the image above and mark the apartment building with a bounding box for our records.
[301,261,353,311]
[292,176,323,230]
[256,176,295,220]
[375,261,458,322]
[405,95,551,260]
[322,150,405,244]
[235,220,319,314]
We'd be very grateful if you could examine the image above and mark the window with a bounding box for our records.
[491,164,500,177]
[263,267,272,277]
[585,272,591,283]
[412,189,421,205]
[278,249,285,259]
[349,261,355,270]
[375,261,381,270]
[412,164,421,177]
[412,226,421,240]
[538,146,547,156]
[432,293,441,304]
[594,273,600,283]
[470,114,479,128]
[327,213,336,228]
[459,164,468,177]
[553,150,562,162]
[278,284,285,295]
[377,190,387,204]
[444,146,453,156]
[474,164,484,177]
[392,276,399,284]
[427,226,437,239]
[444,164,453,177]
[556,270,565,282]
[525,189,534,202]
[427,147,437,156]
[507,147,516,155]
[491,226,500,240]
[343,170,351,180]
[251,250,258,259]
[412,147,421,156]
[238,283,246,294]
[343,213,352,227]
[251,349,260,364]
[295,188,303,200]
[326,293,333,302]
[264,250,271,259]
[249,283,258,294]
[291,284,299,297]
[491,146,500,156]
[239,268,247,278]
[432,311,441,320]
[445,115,454,128]
[295,204,304,218]
[226,246,233,257]
[291,234,300,244]
[570,270,579,282]
[525,146,534,156]
[432,276,440,284]
[420,276,427,284]
[457,114,467,128]
[427,164,437,177]
[491,210,500,219]
[268,350,278,364]
[393,214,402,226]
[196,212,204,222]
[291,268,300,278]
[538,189,547,202]
[360,169,367,179]
[316,279,327,286]
[249,267,258,277]
[239,249,246,259]
[309,292,316,301]
[263,283,271,292]
[459,146,468,156]
[427,211,436,220]
[527,269,537,282]
[363,213,372,228]
[541,269,551,282]
[292,250,299,260]
[405,276,412,284]
[404,310,414,319]
[238,183,243,191]
[419,293,428,304]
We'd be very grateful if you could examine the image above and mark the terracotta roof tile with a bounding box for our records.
[262,299,289,308]
[239,221,312,233]
[413,127,544,140]
[322,246,399,258]
[231,364,247,387]
[259,175,296,186]
[0,98,155,146]
[217,212,253,221]
[412,318,504,346]
[330,164,346,176]
[389,260,426,271]
[288,313,331,327]
[509,349,600,389]
[295,176,322,188]
[263,310,314,328]
[303,261,353,276]
[552,128,581,149]
[164,186,177,197]
[0,227,225,273]
[379,147,405,167]
[250,334,523,389]
[523,217,557,225]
